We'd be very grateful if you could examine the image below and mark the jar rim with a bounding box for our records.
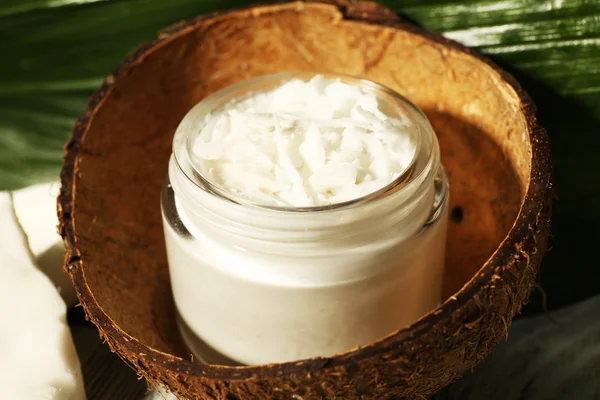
[172,71,435,213]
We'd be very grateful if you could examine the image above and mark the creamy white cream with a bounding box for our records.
[191,75,415,207]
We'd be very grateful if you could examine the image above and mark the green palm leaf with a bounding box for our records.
[1,0,598,308]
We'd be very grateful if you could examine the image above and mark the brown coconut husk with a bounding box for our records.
[58,1,553,399]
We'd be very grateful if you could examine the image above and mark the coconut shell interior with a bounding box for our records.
[59,1,552,399]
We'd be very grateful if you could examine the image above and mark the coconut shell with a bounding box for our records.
[58,1,553,399]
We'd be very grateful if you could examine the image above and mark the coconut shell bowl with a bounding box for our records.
[58,1,552,399]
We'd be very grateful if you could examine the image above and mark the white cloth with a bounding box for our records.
[0,191,86,399]
[13,181,78,307]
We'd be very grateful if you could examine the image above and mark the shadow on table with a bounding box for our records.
[68,308,148,400]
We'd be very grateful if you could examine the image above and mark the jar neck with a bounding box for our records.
[167,139,442,250]
[166,72,445,251]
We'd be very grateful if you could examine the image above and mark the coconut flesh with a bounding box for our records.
[0,191,85,399]
[13,181,78,307]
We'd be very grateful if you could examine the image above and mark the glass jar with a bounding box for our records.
[161,72,449,366]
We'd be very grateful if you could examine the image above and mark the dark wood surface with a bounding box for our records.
[435,293,600,399]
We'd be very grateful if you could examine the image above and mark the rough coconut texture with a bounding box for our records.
[58,1,553,399]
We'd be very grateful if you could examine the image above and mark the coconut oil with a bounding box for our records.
[162,72,449,366]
